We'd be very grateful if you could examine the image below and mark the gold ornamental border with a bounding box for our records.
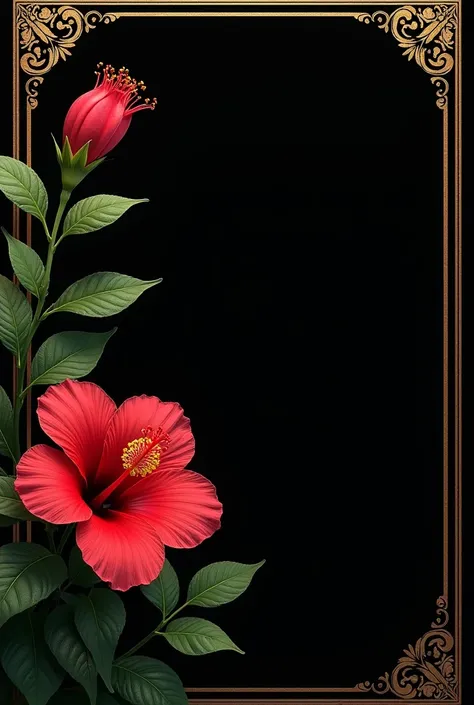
[10,1,463,703]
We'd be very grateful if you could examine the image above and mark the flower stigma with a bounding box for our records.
[94,62,158,114]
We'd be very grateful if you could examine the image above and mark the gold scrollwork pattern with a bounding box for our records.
[357,597,457,699]
[358,4,457,108]
[17,4,118,106]
[25,76,44,110]
[431,76,450,109]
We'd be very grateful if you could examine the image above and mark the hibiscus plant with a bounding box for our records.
[0,64,264,705]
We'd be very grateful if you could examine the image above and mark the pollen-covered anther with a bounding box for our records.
[121,426,171,479]
[121,435,161,478]
[92,62,156,115]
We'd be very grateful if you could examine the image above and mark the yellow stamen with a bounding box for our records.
[121,435,161,477]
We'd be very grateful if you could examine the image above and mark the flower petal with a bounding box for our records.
[64,86,108,153]
[76,510,164,591]
[37,380,116,481]
[15,444,92,524]
[79,94,126,163]
[92,115,132,161]
[118,469,222,548]
[95,396,195,490]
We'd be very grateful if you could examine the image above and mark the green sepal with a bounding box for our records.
[54,136,105,194]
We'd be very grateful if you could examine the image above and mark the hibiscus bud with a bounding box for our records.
[57,62,157,192]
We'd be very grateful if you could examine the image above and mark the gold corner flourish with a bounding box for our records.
[17,4,118,108]
[358,4,457,108]
[356,597,457,700]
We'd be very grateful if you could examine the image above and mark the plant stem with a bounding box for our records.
[119,629,158,660]
[33,189,71,331]
[57,523,75,554]
[12,189,71,469]
[119,599,192,659]
[12,370,25,464]
[45,525,57,553]
[158,601,189,628]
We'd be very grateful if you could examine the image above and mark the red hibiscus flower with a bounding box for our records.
[63,63,157,164]
[15,380,222,591]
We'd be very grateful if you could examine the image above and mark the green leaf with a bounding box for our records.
[0,610,64,705]
[68,545,101,588]
[163,617,244,656]
[45,604,97,705]
[0,664,13,701]
[2,228,45,298]
[97,696,122,705]
[0,274,32,366]
[140,560,179,618]
[46,272,162,318]
[0,385,15,461]
[0,476,35,520]
[112,656,187,705]
[0,156,48,222]
[75,588,126,692]
[30,328,116,387]
[187,560,265,608]
[60,592,81,607]
[0,515,16,527]
[0,543,67,628]
[62,196,148,238]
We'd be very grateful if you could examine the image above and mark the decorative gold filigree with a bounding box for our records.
[17,4,118,106]
[357,597,457,699]
[431,76,450,109]
[25,76,43,110]
[358,5,457,108]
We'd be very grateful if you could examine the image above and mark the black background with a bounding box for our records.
[0,1,470,699]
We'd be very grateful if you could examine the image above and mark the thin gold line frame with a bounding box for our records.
[10,1,462,702]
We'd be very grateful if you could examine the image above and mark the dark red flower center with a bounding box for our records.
[90,426,170,510]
